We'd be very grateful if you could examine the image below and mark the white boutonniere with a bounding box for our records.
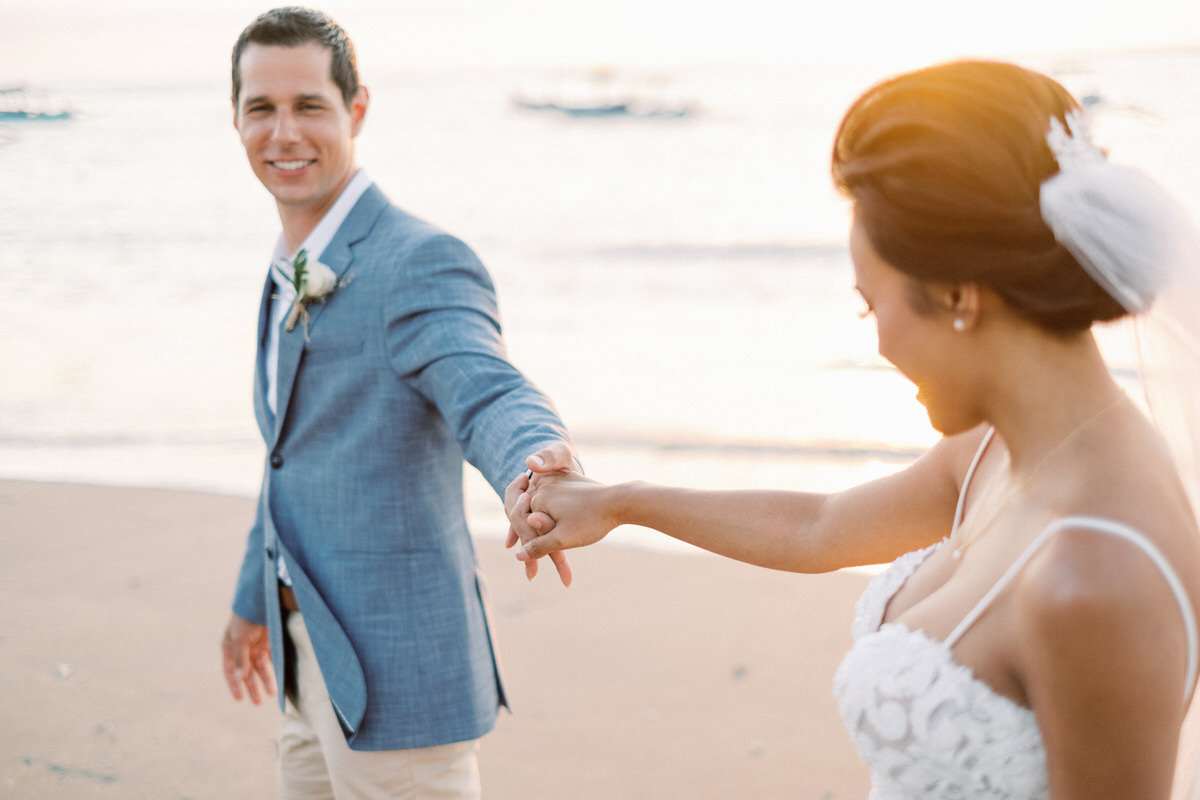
[272,248,350,336]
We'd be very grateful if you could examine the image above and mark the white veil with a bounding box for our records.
[1041,111,1200,505]
[1040,110,1200,799]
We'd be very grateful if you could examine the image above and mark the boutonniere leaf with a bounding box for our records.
[271,248,351,338]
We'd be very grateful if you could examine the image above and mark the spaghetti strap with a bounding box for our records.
[944,515,1198,704]
[951,427,998,534]
[943,524,1057,649]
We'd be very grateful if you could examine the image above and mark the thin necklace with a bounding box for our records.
[951,393,1126,561]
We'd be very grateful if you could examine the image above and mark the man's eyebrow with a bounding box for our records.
[241,93,332,108]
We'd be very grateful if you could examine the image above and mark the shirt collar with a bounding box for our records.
[271,168,374,270]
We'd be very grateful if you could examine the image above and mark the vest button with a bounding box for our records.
[270,453,284,469]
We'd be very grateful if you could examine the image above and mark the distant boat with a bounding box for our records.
[511,67,695,120]
[0,110,72,122]
[0,85,72,122]
[513,94,693,120]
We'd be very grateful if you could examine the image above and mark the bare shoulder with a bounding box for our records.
[899,423,994,496]
[1009,516,1197,795]
[935,421,994,468]
[1012,514,1197,701]
[1017,409,1200,635]
[1017,522,1173,624]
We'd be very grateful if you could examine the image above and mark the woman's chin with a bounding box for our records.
[924,408,980,438]
[916,391,951,435]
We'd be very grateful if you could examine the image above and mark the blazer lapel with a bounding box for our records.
[271,186,387,445]
[252,276,276,441]
[272,322,304,445]
[313,183,386,288]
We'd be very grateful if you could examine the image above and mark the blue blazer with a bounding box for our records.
[231,184,572,751]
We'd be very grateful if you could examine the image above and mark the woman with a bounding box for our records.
[506,61,1200,798]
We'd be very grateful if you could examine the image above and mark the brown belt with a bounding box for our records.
[279,584,299,612]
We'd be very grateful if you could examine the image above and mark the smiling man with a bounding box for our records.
[221,7,577,798]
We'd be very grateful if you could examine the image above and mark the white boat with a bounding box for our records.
[0,85,72,122]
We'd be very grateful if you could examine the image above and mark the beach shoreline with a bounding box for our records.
[1,479,869,799]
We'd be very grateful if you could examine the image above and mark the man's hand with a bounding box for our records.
[221,613,276,705]
[515,470,618,560]
[505,441,577,586]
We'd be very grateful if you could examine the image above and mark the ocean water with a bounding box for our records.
[3,3,1199,549]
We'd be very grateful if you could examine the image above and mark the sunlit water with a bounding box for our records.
[3,7,1198,551]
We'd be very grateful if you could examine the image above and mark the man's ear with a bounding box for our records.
[350,86,369,136]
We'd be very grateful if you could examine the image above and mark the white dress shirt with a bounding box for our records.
[267,168,372,585]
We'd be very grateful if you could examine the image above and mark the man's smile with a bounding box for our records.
[270,159,316,171]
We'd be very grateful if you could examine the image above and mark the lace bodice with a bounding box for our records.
[834,542,1048,799]
[832,430,1198,800]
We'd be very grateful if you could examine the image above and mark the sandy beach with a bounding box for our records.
[0,480,870,799]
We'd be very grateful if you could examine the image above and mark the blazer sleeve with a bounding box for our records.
[230,488,268,625]
[383,233,573,496]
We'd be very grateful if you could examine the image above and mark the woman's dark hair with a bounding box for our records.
[832,60,1126,333]
[232,6,360,110]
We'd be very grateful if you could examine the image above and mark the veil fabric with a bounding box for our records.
[1040,110,1200,511]
[1039,109,1200,800]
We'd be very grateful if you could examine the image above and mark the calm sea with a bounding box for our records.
[3,5,1199,548]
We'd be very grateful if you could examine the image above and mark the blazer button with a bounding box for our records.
[270,453,284,469]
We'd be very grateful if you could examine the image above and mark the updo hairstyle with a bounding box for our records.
[831,60,1127,334]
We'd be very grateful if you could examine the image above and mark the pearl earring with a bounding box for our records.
[953,318,966,332]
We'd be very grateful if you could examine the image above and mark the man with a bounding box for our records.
[220,8,575,797]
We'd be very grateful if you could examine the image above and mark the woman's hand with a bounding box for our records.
[514,471,621,562]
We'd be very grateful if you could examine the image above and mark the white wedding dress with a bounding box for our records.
[833,430,1199,799]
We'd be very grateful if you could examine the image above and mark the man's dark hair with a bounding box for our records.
[232,6,360,109]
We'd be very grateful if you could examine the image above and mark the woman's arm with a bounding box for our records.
[514,426,987,573]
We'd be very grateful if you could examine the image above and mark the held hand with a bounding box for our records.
[504,472,544,581]
[221,613,276,705]
[514,472,619,562]
[504,442,578,586]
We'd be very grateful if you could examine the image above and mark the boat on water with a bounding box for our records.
[511,67,695,120]
[0,109,71,122]
[512,97,691,119]
[0,85,72,122]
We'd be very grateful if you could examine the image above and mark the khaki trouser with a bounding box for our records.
[279,612,481,800]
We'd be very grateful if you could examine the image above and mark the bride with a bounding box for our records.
[505,61,1200,798]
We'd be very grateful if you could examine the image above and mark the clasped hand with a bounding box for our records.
[503,441,581,585]
[504,445,618,582]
